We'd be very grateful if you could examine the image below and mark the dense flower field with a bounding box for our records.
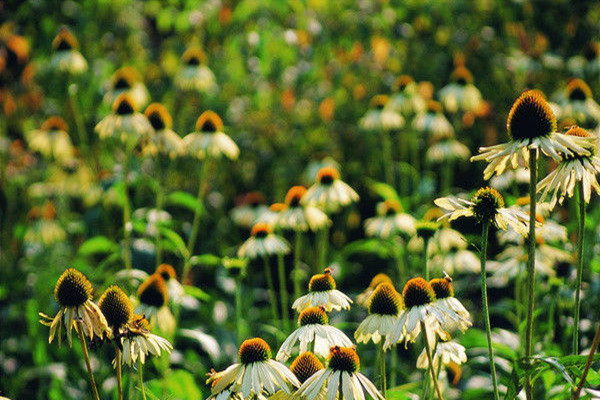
[1,1,599,399]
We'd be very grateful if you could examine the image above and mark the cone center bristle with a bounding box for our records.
[309,270,336,292]
[299,307,329,326]
[430,278,454,299]
[290,353,324,384]
[472,187,503,222]
[369,283,402,316]
[328,346,360,373]
[54,268,92,308]
[239,338,272,364]
[403,278,436,308]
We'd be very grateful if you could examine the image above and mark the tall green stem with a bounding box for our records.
[573,182,585,355]
[122,154,132,271]
[138,360,147,400]
[155,160,165,268]
[293,230,303,300]
[380,129,394,186]
[379,342,387,397]
[262,255,281,325]
[423,237,431,280]
[235,277,243,344]
[480,222,500,400]
[183,158,210,282]
[421,321,444,400]
[525,149,537,400]
[76,322,100,400]
[573,323,600,400]
[277,254,290,331]
[116,348,123,400]
[441,160,453,195]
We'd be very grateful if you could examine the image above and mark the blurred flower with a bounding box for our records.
[567,41,600,78]
[438,66,483,114]
[471,90,594,179]
[231,191,268,229]
[388,75,426,117]
[117,314,172,366]
[95,93,154,149]
[155,264,185,304]
[292,268,352,312]
[175,46,217,94]
[279,186,329,232]
[238,222,290,259]
[49,27,87,75]
[104,66,150,109]
[277,306,352,361]
[355,282,403,344]
[207,338,300,399]
[26,116,74,163]
[136,273,175,335]
[538,126,600,208]
[23,202,67,249]
[301,166,359,213]
[416,339,467,370]
[426,131,471,164]
[183,110,239,160]
[429,276,471,333]
[553,79,600,129]
[356,273,393,307]
[489,167,529,191]
[256,203,287,227]
[364,199,416,239]
[28,159,99,205]
[39,268,110,346]
[293,346,384,400]
[413,100,454,140]
[359,95,404,131]
[141,103,183,159]
[384,277,450,350]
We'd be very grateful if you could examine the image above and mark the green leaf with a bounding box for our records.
[145,369,201,400]
[77,236,117,256]
[339,238,395,260]
[189,254,221,266]
[159,227,189,260]
[166,191,203,214]
[184,285,211,301]
[366,179,402,205]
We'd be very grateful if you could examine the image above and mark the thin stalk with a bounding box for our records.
[318,225,329,271]
[76,322,100,400]
[66,82,89,156]
[525,148,537,400]
[155,160,165,268]
[390,344,398,387]
[441,160,453,195]
[573,182,585,355]
[183,158,210,282]
[293,230,303,300]
[122,154,132,271]
[262,255,281,325]
[277,254,290,331]
[423,237,431,280]
[421,321,444,400]
[379,342,387,397]
[394,244,406,283]
[138,360,147,400]
[235,276,243,344]
[573,323,600,400]
[480,222,500,400]
[380,129,394,186]
[116,348,123,400]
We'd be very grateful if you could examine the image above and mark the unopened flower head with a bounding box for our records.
[98,285,133,331]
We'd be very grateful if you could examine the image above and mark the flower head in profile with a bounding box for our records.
[141,103,183,159]
[155,264,185,303]
[116,314,172,367]
[279,186,330,232]
[231,192,269,229]
[438,66,483,114]
[277,306,352,361]
[292,268,353,312]
[175,46,217,94]
[95,94,154,150]
[538,126,600,208]
[355,282,403,344]
[364,199,416,239]
[183,110,239,160]
[426,131,471,164]
[49,26,87,75]
[104,66,150,109]
[238,222,290,259]
[413,100,454,140]
[471,90,594,179]
[553,79,600,128]
[384,278,450,350]
[39,268,110,346]
[301,167,359,214]
[388,75,427,117]
[208,338,300,399]
[27,116,74,163]
[416,339,467,371]
[429,275,471,332]
[98,285,133,334]
[435,187,530,236]
[136,274,175,335]
[359,94,405,131]
[356,273,393,307]
[256,202,287,227]
[292,346,384,400]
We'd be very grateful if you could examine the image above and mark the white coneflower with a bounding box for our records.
[277,306,352,361]
[364,199,416,239]
[27,116,74,164]
[279,186,329,232]
[39,268,110,346]
[95,93,154,149]
[183,111,239,160]
[359,95,405,131]
[207,338,300,399]
[231,192,269,229]
[553,79,600,128]
[155,264,185,304]
[301,167,359,214]
[355,282,403,344]
[292,346,384,400]
[429,276,471,332]
[117,314,172,366]
[471,90,594,180]
[49,26,87,75]
[141,103,183,159]
[384,278,450,350]
[292,268,352,312]
[136,273,175,335]
[388,75,427,117]
[356,273,393,307]
[269,353,325,400]
[438,66,483,114]
[416,339,467,370]
[175,46,217,94]
[237,222,290,259]
[537,126,600,208]
[104,66,150,109]
[413,100,454,141]
[255,203,287,227]
[426,134,471,164]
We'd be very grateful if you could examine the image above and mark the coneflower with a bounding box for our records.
[27,116,74,163]
[137,274,175,335]
[175,46,217,94]
[49,26,87,75]
[438,65,483,114]
[292,268,352,313]
[104,66,150,109]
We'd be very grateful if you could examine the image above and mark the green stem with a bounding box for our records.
[262,255,281,325]
[441,160,453,195]
[423,237,431,280]
[380,129,394,186]
[573,182,585,355]
[379,342,387,397]
[421,321,444,400]
[318,225,329,272]
[573,323,600,400]
[183,158,210,282]
[76,322,100,400]
[235,277,243,344]
[394,244,406,283]
[481,222,500,400]
[293,230,303,300]
[155,161,165,268]
[122,154,132,271]
[138,360,147,400]
[525,148,537,400]
[66,82,89,155]
[390,344,398,387]
[277,254,290,332]
[115,348,123,400]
